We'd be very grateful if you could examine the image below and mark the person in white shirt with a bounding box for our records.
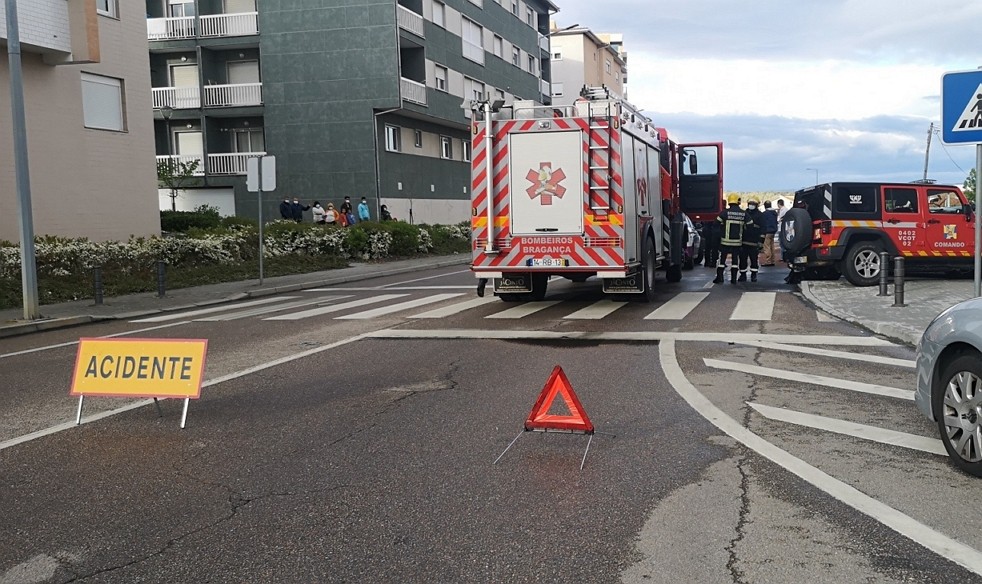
[311,201,326,224]
[776,199,789,263]
[323,202,338,225]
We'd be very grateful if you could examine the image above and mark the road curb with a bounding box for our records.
[0,315,110,339]
[799,282,919,347]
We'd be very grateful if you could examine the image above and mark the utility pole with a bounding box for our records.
[922,122,934,182]
[6,0,40,320]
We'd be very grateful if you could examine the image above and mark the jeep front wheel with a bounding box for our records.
[842,242,883,286]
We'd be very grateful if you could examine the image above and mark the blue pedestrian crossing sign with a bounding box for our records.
[942,69,982,145]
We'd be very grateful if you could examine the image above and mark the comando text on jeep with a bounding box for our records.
[780,182,974,286]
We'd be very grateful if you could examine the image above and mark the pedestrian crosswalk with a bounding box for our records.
[130,289,804,325]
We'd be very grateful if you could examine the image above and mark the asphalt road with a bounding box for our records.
[1,264,979,583]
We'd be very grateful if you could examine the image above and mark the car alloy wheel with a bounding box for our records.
[853,250,879,279]
[937,355,982,476]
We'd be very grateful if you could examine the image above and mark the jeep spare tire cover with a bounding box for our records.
[780,208,812,255]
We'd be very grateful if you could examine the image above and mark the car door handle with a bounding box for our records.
[887,218,901,224]
[927,219,940,224]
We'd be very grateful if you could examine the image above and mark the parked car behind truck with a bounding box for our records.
[782,182,974,286]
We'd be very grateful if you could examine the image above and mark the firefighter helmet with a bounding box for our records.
[726,194,740,205]
[747,197,760,205]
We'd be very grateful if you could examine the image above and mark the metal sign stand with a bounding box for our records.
[75,395,192,429]
[493,428,595,470]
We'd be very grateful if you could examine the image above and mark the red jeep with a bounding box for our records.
[781,182,974,286]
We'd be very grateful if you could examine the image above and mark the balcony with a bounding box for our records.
[208,152,266,175]
[204,83,263,107]
[147,12,259,41]
[156,155,205,176]
[152,87,201,109]
[540,79,551,97]
[200,12,259,38]
[397,5,424,38]
[400,77,426,106]
[538,33,550,53]
[147,16,195,40]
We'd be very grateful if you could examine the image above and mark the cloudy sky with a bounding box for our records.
[553,0,981,192]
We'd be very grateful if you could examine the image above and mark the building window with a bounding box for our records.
[465,76,485,101]
[434,64,448,92]
[511,0,518,16]
[462,18,485,65]
[441,136,453,159]
[96,0,118,18]
[385,125,401,152]
[605,59,612,74]
[81,73,125,131]
[433,1,445,28]
[233,128,265,153]
[552,82,564,97]
[169,0,195,17]
[414,129,423,148]
[468,0,483,7]
[511,46,521,67]
[525,7,534,26]
[462,140,471,162]
[494,88,505,101]
[493,35,503,58]
[527,55,537,75]
[552,50,562,61]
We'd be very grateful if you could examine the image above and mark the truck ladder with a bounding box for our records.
[587,101,613,212]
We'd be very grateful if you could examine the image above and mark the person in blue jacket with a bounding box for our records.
[357,197,371,222]
[760,200,778,266]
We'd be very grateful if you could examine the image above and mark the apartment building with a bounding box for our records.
[547,24,627,107]
[147,0,557,224]
[0,0,160,242]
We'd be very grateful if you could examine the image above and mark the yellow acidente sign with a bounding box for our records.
[70,338,208,399]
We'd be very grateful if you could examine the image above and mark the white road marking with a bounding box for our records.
[410,296,499,319]
[0,321,192,360]
[305,286,475,292]
[747,402,946,456]
[816,310,837,322]
[702,279,716,290]
[0,334,367,452]
[364,329,895,346]
[485,301,561,319]
[196,297,344,321]
[660,340,982,577]
[704,358,914,401]
[336,293,463,319]
[563,300,628,320]
[130,296,297,322]
[645,292,709,320]
[730,291,777,320]
[265,294,406,320]
[379,269,471,287]
[730,340,915,368]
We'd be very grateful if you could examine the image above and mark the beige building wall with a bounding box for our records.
[548,26,627,106]
[0,0,159,243]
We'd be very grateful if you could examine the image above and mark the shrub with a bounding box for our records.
[160,205,222,233]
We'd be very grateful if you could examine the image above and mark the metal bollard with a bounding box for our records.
[877,252,889,296]
[892,256,906,307]
[93,266,103,306]
[156,260,167,298]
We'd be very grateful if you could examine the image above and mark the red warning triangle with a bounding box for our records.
[524,366,594,434]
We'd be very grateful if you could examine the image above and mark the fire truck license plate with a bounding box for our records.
[527,258,570,267]
[794,256,807,263]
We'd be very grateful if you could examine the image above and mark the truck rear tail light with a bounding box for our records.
[821,220,832,234]
[813,227,822,241]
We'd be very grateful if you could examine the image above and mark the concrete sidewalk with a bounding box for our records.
[801,278,975,347]
[0,254,471,338]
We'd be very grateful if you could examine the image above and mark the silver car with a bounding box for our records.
[915,297,982,477]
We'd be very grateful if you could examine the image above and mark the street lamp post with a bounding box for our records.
[160,105,176,211]
[806,167,819,185]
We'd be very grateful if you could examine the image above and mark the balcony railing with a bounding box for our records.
[200,12,259,38]
[538,33,549,53]
[147,16,195,40]
[203,83,263,107]
[208,152,266,175]
[148,13,259,41]
[156,155,205,176]
[540,79,550,97]
[397,5,424,38]
[152,87,201,109]
[400,77,426,106]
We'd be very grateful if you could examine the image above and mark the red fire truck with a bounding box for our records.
[470,86,724,301]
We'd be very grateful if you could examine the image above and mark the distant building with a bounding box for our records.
[147,0,558,225]
[0,0,160,242]
[547,24,626,106]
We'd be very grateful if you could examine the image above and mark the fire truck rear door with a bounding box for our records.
[510,131,584,235]
[678,142,724,221]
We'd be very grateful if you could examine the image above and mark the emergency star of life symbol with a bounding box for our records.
[526,163,567,206]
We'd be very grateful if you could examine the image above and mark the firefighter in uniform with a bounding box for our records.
[739,197,764,282]
[714,194,749,284]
